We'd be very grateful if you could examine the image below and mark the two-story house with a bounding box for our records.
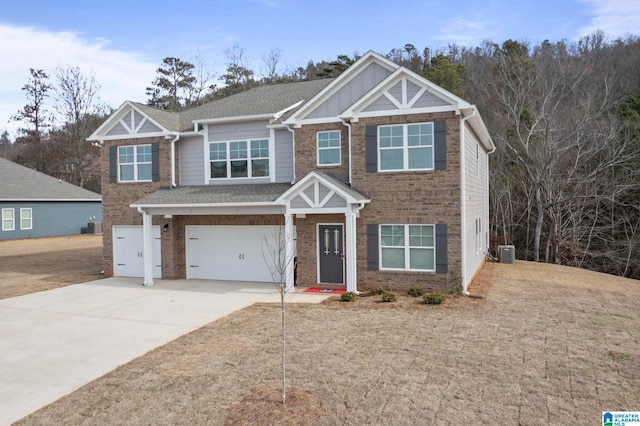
[89,51,494,294]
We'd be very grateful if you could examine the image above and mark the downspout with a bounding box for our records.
[460,108,476,296]
[340,119,352,186]
[285,125,296,184]
[347,201,366,294]
[170,133,180,187]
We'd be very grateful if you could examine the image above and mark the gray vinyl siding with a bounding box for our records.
[208,120,269,142]
[0,201,102,240]
[362,94,397,112]
[306,62,393,119]
[106,122,128,136]
[178,135,206,185]
[407,80,421,100]
[388,81,403,102]
[138,119,162,134]
[410,91,450,108]
[133,111,143,127]
[207,120,271,185]
[274,128,294,183]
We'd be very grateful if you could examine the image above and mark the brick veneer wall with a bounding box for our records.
[293,122,350,181]
[295,112,462,292]
[100,137,173,277]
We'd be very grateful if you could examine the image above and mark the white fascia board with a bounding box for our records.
[283,51,399,124]
[94,132,168,142]
[287,117,343,128]
[4,198,101,202]
[285,207,357,215]
[273,99,305,122]
[87,101,172,142]
[87,101,131,141]
[346,105,460,122]
[461,107,495,152]
[130,201,283,209]
[193,113,274,125]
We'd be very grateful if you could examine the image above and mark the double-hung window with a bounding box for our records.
[118,144,152,182]
[20,208,32,230]
[210,139,269,179]
[380,224,435,271]
[378,123,434,171]
[2,208,14,231]
[317,130,341,166]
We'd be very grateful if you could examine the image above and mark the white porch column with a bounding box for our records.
[284,213,295,293]
[345,210,358,293]
[142,209,154,286]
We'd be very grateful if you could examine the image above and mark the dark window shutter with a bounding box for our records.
[151,142,160,182]
[434,120,446,170]
[435,223,448,273]
[365,125,377,172]
[367,224,379,271]
[109,146,117,183]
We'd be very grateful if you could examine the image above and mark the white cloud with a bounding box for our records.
[578,0,640,38]
[0,24,156,138]
[432,11,499,47]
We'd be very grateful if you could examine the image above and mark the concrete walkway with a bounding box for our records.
[0,278,329,425]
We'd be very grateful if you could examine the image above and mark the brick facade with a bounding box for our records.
[100,137,172,276]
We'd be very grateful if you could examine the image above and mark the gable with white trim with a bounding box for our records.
[88,102,170,141]
[107,109,163,136]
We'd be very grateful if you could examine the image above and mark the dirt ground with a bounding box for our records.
[0,235,103,300]
[3,237,639,425]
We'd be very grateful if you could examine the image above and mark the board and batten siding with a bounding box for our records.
[178,135,206,185]
[306,62,393,119]
[0,201,102,240]
[462,124,490,287]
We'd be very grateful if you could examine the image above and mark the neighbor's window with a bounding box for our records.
[378,123,433,171]
[2,208,15,231]
[380,224,435,271]
[118,144,152,182]
[210,139,269,179]
[317,130,341,166]
[20,208,32,230]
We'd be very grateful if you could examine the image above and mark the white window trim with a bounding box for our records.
[379,224,436,272]
[2,208,15,231]
[377,122,434,172]
[118,144,152,182]
[20,208,32,230]
[209,138,271,180]
[316,130,341,167]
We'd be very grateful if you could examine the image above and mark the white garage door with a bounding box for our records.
[186,225,284,282]
[113,226,162,278]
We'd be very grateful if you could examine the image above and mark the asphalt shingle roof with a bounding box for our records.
[132,183,293,206]
[129,78,335,133]
[0,157,101,201]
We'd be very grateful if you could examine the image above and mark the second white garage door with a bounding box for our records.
[186,225,283,282]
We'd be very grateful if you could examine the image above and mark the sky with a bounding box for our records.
[0,0,638,138]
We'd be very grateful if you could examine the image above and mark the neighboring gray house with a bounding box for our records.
[0,157,102,240]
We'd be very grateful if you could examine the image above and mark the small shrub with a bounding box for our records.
[341,291,357,302]
[449,270,463,295]
[380,292,397,303]
[423,292,446,305]
[370,286,386,296]
[407,286,425,297]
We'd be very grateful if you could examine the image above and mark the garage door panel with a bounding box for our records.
[113,226,161,278]
[186,226,281,282]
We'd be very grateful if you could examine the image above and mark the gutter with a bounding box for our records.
[460,107,476,296]
[340,119,353,186]
[285,124,296,184]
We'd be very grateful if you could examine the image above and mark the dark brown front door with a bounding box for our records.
[318,224,344,284]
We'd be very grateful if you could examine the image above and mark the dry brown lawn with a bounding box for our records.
[3,237,639,425]
[0,235,103,300]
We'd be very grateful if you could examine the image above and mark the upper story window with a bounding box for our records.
[380,224,435,271]
[210,139,269,179]
[2,208,14,231]
[378,123,433,171]
[20,208,32,230]
[118,144,152,182]
[317,130,341,166]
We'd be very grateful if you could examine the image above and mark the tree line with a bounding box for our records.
[4,35,639,279]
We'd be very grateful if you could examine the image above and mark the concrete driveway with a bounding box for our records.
[0,277,327,424]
